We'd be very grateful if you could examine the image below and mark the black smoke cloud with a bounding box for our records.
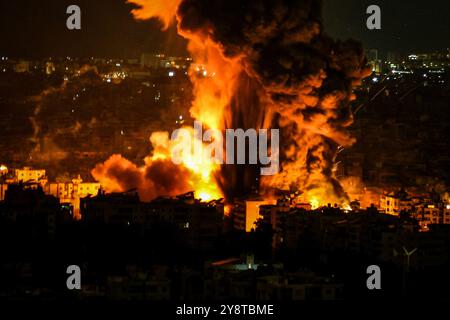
[174,0,369,201]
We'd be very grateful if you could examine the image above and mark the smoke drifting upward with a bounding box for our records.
[122,0,369,205]
[29,84,69,164]
[29,66,101,166]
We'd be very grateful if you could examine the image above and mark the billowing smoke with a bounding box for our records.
[92,132,193,200]
[92,131,222,201]
[123,0,369,205]
[91,154,192,201]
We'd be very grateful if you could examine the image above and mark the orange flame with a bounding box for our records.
[109,0,243,202]
[127,0,181,29]
[92,130,222,202]
[114,0,370,209]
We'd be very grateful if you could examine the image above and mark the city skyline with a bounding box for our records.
[1,0,450,307]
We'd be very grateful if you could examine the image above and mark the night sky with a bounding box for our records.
[0,0,448,58]
[323,0,450,55]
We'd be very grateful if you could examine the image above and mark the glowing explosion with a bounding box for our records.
[93,0,370,207]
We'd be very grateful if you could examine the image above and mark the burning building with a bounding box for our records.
[93,0,370,209]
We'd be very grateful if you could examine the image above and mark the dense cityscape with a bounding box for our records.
[1,4,450,319]
[1,47,450,301]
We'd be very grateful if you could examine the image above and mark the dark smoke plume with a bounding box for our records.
[126,0,370,204]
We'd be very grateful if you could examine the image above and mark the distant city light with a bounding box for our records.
[372,77,379,83]
[168,71,175,77]
[392,70,413,74]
